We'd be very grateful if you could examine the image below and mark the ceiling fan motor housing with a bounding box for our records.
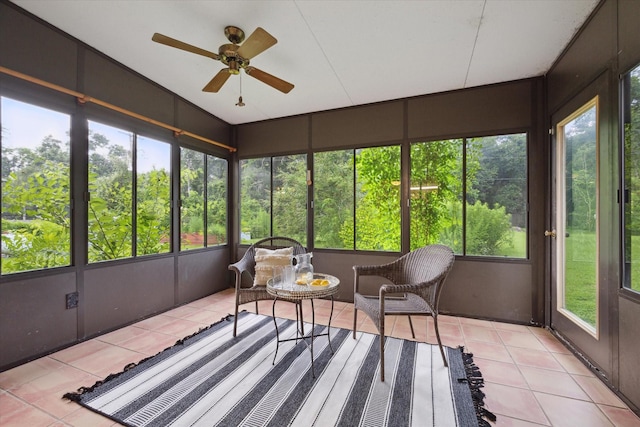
[218,43,249,73]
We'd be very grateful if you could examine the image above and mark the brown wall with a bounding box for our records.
[0,1,233,369]
[546,0,640,412]
[236,78,545,326]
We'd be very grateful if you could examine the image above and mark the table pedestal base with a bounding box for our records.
[271,297,335,378]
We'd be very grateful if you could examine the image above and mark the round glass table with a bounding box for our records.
[266,273,340,378]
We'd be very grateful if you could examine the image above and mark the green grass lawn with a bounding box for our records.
[563,229,640,328]
[564,229,597,327]
[497,230,527,258]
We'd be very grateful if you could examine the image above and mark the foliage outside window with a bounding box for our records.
[88,121,133,261]
[240,155,306,244]
[207,155,228,246]
[466,134,527,257]
[181,147,228,249]
[240,158,271,244]
[181,148,205,250]
[410,139,463,252]
[314,146,401,252]
[1,97,71,274]
[410,134,527,258]
[272,155,307,243]
[623,64,640,293]
[136,136,171,255]
[88,122,171,262]
[314,150,354,249]
[355,146,401,251]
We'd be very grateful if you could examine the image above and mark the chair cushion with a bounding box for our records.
[253,247,294,286]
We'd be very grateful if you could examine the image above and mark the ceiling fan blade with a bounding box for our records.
[152,33,220,60]
[202,69,231,92]
[236,27,277,59]
[245,67,294,94]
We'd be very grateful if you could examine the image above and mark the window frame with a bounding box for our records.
[1,95,73,275]
[238,154,308,246]
[179,146,229,251]
[409,131,529,260]
[621,61,640,298]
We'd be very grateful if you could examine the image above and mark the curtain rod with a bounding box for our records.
[0,65,236,153]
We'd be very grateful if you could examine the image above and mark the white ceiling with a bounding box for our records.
[11,0,599,125]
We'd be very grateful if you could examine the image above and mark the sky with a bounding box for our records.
[2,96,171,173]
[1,96,69,149]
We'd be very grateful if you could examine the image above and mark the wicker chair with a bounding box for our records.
[229,236,306,337]
[353,244,455,381]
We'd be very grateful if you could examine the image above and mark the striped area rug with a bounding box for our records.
[64,312,493,427]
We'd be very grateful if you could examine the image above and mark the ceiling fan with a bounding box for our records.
[152,26,294,94]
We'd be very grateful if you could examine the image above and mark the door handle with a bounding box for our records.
[545,230,557,239]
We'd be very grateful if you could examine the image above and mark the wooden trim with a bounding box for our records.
[0,65,236,152]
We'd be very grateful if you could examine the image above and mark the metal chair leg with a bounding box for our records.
[233,302,239,337]
[353,309,358,339]
[408,315,415,339]
[380,317,385,382]
[433,314,448,367]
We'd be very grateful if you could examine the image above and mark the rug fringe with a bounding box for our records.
[459,347,497,426]
[62,313,235,402]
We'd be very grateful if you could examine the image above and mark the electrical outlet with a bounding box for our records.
[66,292,78,309]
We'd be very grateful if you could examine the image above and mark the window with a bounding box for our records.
[181,148,205,250]
[136,136,171,255]
[241,139,524,256]
[239,155,306,244]
[180,147,228,250]
[87,121,171,262]
[240,158,271,244]
[180,148,228,250]
[314,150,354,249]
[556,98,599,330]
[623,63,640,293]
[206,155,228,246]
[272,155,307,243]
[1,97,71,274]
[410,139,463,252]
[88,121,133,261]
[410,133,527,258]
[355,146,401,251]
[466,134,527,257]
[314,146,401,251]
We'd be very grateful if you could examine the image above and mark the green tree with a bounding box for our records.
[410,140,465,251]
[471,134,527,228]
[2,159,71,271]
[207,156,228,245]
[314,150,353,249]
[466,201,513,255]
[137,169,171,255]
[272,155,307,243]
[240,158,271,242]
[565,106,597,232]
[351,146,401,251]
[87,129,133,261]
[180,149,205,240]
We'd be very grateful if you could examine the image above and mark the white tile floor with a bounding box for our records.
[1,288,639,426]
